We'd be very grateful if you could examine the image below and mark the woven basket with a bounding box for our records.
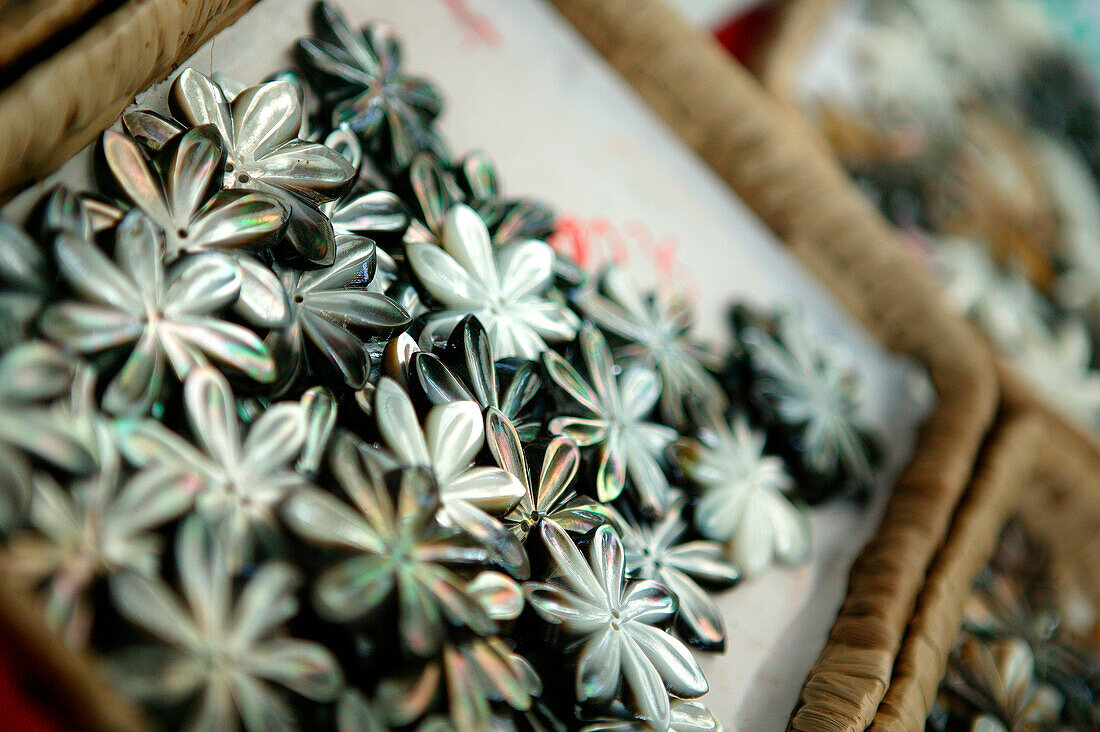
[747,0,1100,727]
[0,0,258,203]
[0,0,1003,729]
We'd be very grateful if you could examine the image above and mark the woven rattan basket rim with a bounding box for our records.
[546,0,1000,726]
[0,0,258,203]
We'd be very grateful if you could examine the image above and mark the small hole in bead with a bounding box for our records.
[177,229,188,239]
[224,162,235,173]
[293,295,304,304]
[238,173,250,184]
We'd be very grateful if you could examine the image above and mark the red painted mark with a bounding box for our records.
[435,0,502,46]
[549,214,591,267]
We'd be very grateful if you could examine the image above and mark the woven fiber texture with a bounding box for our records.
[0,0,257,202]
[545,1,1000,729]
[870,409,1042,730]
[0,0,108,72]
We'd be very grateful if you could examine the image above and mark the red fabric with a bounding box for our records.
[0,634,59,732]
[713,4,780,66]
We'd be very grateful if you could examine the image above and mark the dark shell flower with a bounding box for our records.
[407,204,580,359]
[108,516,342,730]
[486,409,605,542]
[3,433,193,647]
[39,210,276,414]
[297,1,444,169]
[0,342,98,529]
[266,235,411,392]
[543,326,678,516]
[403,315,543,440]
[454,150,556,245]
[0,220,49,350]
[524,522,708,729]
[114,366,309,569]
[403,152,466,248]
[738,308,877,501]
[163,68,357,267]
[99,126,292,328]
[282,432,493,655]
[941,637,1064,732]
[376,636,542,731]
[607,497,739,650]
[669,413,808,577]
[577,268,726,427]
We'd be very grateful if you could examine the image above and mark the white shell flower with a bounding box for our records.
[108,517,342,731]
[669,415,808,577]
[371,377,528,577]
[524,522,708,728]
[114,366,309,570]
[3,434,192,647]
[407,204,580,359]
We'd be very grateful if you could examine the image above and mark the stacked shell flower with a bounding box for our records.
[544,325,677,517]
[0,5,891,729]
[578,268,726,426]
[99,125,291,328]
[524,522,709,728]
[297,1,444,169]
[108,517,342,730]
[669,413,808,577]
[40,210,276,414]
[735,307,879,503]
[407,204,580,359]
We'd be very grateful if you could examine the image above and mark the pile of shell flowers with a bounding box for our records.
[0,3,881,730]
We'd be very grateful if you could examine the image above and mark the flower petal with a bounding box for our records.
[625,622,708,698]
[576,628,621,704]
[442,205,496,287]
[374,377,430,465]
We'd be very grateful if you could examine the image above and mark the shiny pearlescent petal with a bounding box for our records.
[100,130,172,225]
[443,498,528,578]
[548,415,608,447]
[244,638,343,702]
[625,622,708,699]
[441,205,496,289]
[524,583,610,633]
[661,567,726,649]
[230,81,303,161]
[163,125,224,226]
[170,68,233,139]
[619,636,671,729]
[250,140,356,203]
[406,241,486,308]
[542,350,603,416]
[183,190,290,257]
[314,553,397,621]
[297,386,337,475]
[620,580,676,625]
[576,628,621,704]
[445,466,525,514]
[591,525,626,609]
[467,571,524,621]
[535,436,580,512]
[495,240,554,302]
[580,325,620,409]
[232,253,291,329]
[122,109,186,151]
[374,377,430,466]
[183,365,242,469]
[536,520,604,605]
[425,400,484,484]
[596,443,628,504]
[412,352,476,404]
[282,488,384,553]
[448,315,497,408]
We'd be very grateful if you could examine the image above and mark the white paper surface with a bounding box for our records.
[3,1,931,728]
